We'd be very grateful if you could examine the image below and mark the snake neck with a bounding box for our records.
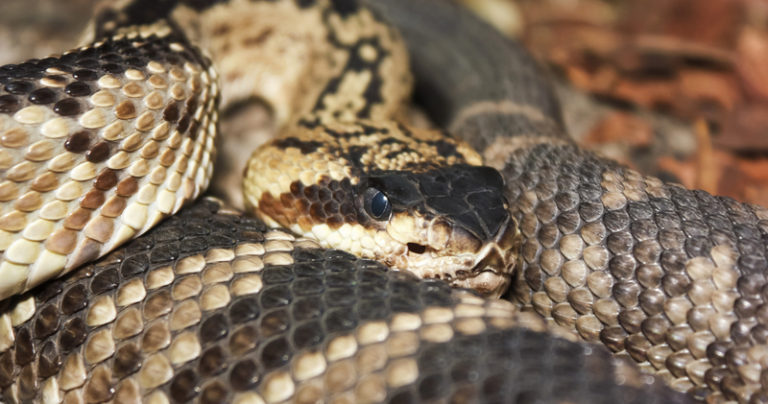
[91,0,412,126]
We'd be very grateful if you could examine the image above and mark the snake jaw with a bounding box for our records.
[386,214,518,298]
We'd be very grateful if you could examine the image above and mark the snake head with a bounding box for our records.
[244,121,519,297]
[359,164,519,298]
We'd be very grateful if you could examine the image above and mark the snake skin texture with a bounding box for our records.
[0,0,764,402]
[0,198,692,404]
[370,0,768,401]
[0,18,218,300]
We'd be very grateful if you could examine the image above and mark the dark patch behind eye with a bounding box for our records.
[366,174,421,209]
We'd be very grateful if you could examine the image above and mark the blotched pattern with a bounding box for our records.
[0,198,691,404]
[501,142,768,402]
[0,22,218,299]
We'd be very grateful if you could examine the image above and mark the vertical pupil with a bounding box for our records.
[371,192,388,218]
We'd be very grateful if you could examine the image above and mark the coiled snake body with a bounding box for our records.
[0,0,763,402]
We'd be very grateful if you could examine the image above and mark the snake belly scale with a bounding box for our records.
[0,0,760,402]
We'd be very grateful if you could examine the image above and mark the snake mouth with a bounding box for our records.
[397,216,519,298]
[451,242,512,297]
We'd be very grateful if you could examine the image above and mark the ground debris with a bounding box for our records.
[503,0,768,205]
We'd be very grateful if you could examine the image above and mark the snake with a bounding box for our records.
[0,0,763,402]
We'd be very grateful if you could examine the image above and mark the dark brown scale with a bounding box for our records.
[64,130,92,153]
[260,285,292,308]
[0,351,13,387]
[27,88,56,104]
[72,69,98,81]
[666,352,692,378]
[638,288,665,316]
[303,184,319,200]
[115,100,136,119]
[534,200,557,223]
[94,168,119,190]
[188,119,200,139]
[177,114,191,133]
[200,313,229,343]
[618,307,644,334]
[170,369,199,402]
[199,345,227,377]
[735,297,759,317]
[35,280,63,304]
[537,224,558,248]
[260,337,291,369]
[60,284,88,315]
[340,202,355,217]
[64,81,91,97]
[634,240,662,265]
[260,310,290,338]
[625,334,652,362]
[200,381,228,404]
[740,273,767,297]
[163,102,180,122]
[612,280,640,307]
[4,80,34,94]
[120,254,149,277]
[53,98,81,116]
[83,366,114,403]
[667,325,692,351]
[102,63,125,74]
[609,255,636,280]
[37,341,61,378]
[185,97,198,114]
[116,177,139,197]
[641,316,670,345]
[126,57,147,68]
[90,268,119,295]
[309,202,326,221]
[229,359,260,391]
[229,325,258,356]
[755,323,768,344]
[112,343,142,378]
[731,320,754,344]
[33,304,60,340]
[18,365,37,401]
[80,190,105,209]
[59,317,87,352]
[85,142,110,163]
[600,326,628,352]
[557,210,581,233]
[14,328,34,366]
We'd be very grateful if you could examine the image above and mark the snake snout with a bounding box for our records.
[445,214,517,297]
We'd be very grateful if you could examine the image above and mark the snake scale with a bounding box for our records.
[0,0,763,402]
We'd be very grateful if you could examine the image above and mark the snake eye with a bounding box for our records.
[364,187,391,220]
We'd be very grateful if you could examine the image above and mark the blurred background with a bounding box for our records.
[2,0,768,205]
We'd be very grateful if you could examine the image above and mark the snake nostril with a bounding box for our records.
[407,243,426,254]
